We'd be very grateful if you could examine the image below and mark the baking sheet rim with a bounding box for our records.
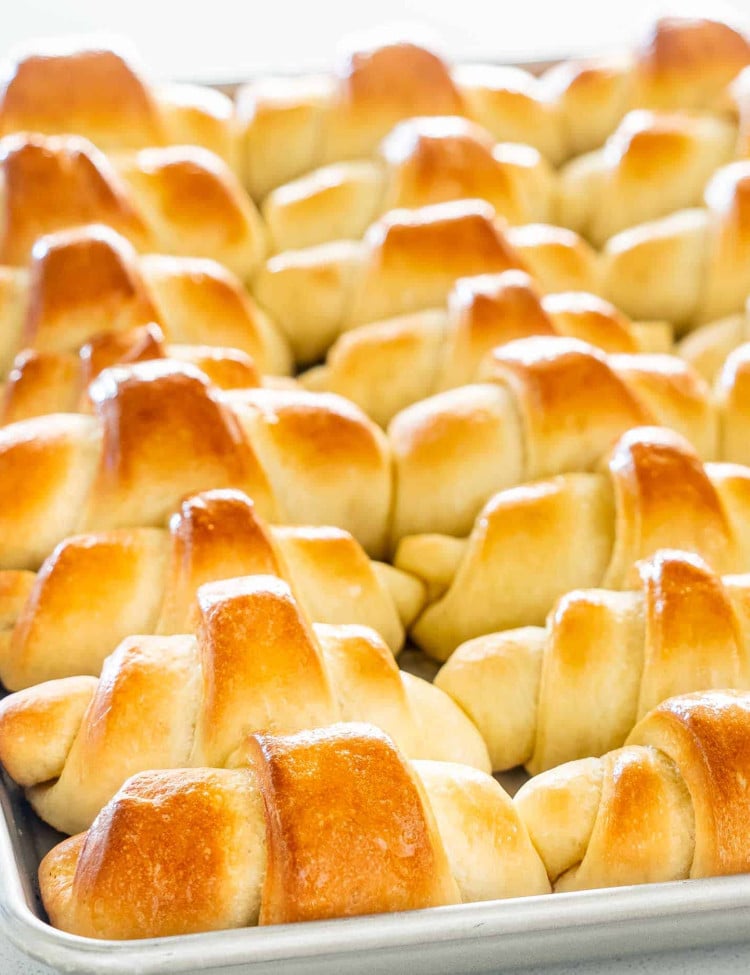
[4,785,750,974]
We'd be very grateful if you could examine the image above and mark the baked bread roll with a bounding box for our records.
[0,133,265,277]
[239,18,750,198]
[253,199,601,364]
[0,358,392,569]
[388,336,715,543]
[676,313,750,469]
[732,64,750,157]
[263,116,555,251]
[715,343,750,468]
[0,224,290,383]
[395,426,750,660]
[0,40,237,165]
[2,324,274,424]
[603,160,750,329]
[38,722,548,938]
[515,690,750,892]
[678,297,750,381]
[302,270,672,426]
[0,488,421,690]
[436,549,750,772]
[557,109,736,247]
[0,577,491,833]
[544,16,750,159]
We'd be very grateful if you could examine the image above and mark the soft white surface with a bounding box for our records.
[4,0,750,81]
[4,935,750,975]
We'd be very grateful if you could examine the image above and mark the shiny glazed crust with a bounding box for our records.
[0,488,422,689]
[0,575,490,834]
[397,426,750,660]
[38,723,548,939]
[0,359,392,568]
[0,134,264,278]
[516,690,750,891]
[0,42,237,163]
[437,549,750,771]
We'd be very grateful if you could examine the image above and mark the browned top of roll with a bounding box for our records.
[249,722,457,925]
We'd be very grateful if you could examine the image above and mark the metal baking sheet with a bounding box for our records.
[4,647,750,975]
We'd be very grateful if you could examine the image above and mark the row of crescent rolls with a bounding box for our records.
[0,487,425,691]
[34,689,750,939]
[437,547,750,772]
[0,75,747,266]
[4,437,750,774]
[0,327,740,564]
[6,131,750,380]
[252,158,750,360]
[1,361,750,667]
[6,17,747,197]
[0,572,490,835]
[3,48,748,263]
[238,17,750,196]
[395,424,750,659]
[256,108,740,253]
[5,208,750,434]
[8,213,750,444]
[0,334,749,561]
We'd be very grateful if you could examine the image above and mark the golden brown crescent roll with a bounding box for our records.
[544,16,750,159]
[678,324,750,468]
[388,336,715,542]
[396,426,750,660]
[557,110,735,247]
[0,40,237,164]
[516,690,750,892]
[253,199,602,364]
[2,325,273,424]
[262,116,556,251]
[437,549,750,772]
[0,224,290,382]
[603,160,750,330]
[239,40,470,199]
[0,133,265,277]
[239,18,750,199]
[0,488,422,690]
[38,722,549,939]
[0,358,392,569]
[0,577,491,833]
[715,342,750,468]
[302,271,672,426]
[678,300,750,383]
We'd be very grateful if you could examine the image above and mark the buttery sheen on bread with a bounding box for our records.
[0,585,490,834]
[398,426,750,659]
[0,488,423,690]
[516,690,750,891]
[437,549,750,771]
[37,722,547,938]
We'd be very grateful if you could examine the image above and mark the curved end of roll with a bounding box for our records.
[435,627,544,772]
[401,671,491,774]
[414,758,551,901]
[514,755,604,885]
[392,534,465,605]
[298,364,330,392]
[372,561,426,633]
[39,833,86,937]
[0,676,97,787]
